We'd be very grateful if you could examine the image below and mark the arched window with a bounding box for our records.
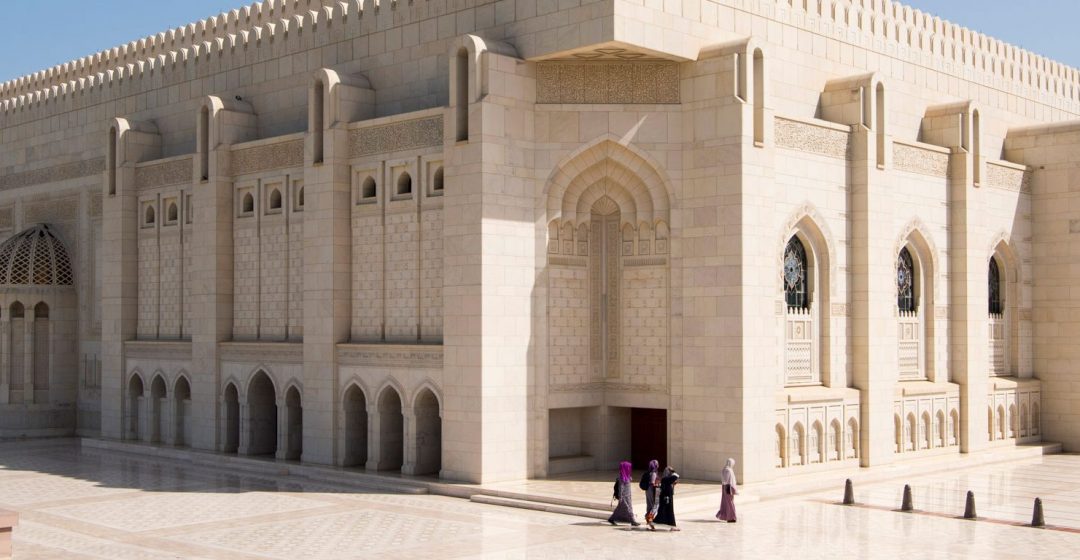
[433,166,444,192]
[897,247,915,312]
[455,48,469,142]
[988,257,1002,314]
[241,193,254,214]
[396,172,412,196]
[144,205,156,225]
[269,189,282,210]
[361,176,377,200]
[166,202,178,223]
[296,186,305,210]
[784,236,808,309]
[312,80,325,164]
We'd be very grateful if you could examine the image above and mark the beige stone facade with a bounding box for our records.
[0,0,1078,483]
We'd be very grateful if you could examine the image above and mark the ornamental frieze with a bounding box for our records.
[231,139,304,176]
[219,341,304,365]
[986,162,1032,193]
[348,116,443,158]
[774,118,851,159]
[135,157,193,188]
[124,340,193,361]
[536,61,680,104]
[337,343,442,369]
[0,157,103,191]
[893,143,950,178]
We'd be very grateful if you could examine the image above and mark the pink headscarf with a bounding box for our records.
[619,461,633,483]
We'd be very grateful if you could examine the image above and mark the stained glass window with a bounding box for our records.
[784,236,808,309]
[897,247,915,312]
[989,257,1002,315]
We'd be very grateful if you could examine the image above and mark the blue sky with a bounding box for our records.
[901,0,1080,68]
[0,0,1077,83]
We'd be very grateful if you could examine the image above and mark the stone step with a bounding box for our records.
[470,489,613,512]
[81,438,429,495]
[469,494,610,520]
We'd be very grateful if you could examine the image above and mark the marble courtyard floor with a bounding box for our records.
[1,440,1078,559]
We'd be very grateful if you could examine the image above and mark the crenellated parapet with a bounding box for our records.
[0,0,417,115]
[771,0,1080,102]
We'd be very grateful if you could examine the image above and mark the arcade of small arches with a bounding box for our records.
[775,213,1033,470]
[122,368,444,476]
[775,417,860,468]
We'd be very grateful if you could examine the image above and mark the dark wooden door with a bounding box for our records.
[630,408,667,470]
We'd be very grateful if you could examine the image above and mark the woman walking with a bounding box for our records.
[716,458,738,523]
[608,461,640,526]
[644,459,661,530]
[653,466,681,531]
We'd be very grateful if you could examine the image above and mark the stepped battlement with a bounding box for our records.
[1,0,1079,117]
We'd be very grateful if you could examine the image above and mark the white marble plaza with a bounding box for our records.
[1,439,1077,559]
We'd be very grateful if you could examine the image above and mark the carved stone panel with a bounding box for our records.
[348,116,443,158]
[135,157,193,188]
[536,62,680,104]
[774,119,851,159]
[231,140,304,176]
[0,158,103,191]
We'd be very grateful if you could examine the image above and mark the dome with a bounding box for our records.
[0,224,74,287]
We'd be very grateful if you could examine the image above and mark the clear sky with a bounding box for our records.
[0,0,252,83]
[0,0,1077,84]
[901,0,1080,68]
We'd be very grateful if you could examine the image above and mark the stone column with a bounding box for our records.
[102,118,161,439]
[440,40,535,483]
[401,412,417,475]
[365,410,380,471]
[942,106,989,453]
[138,395,149,442]
[22,306,33,404]
[275,398,288,460]
[238,401,251,455]
[0,318,8,405]
[165,393,177,446]
[301,70,374,466]
[845,83,897,468]
[190,97,257,451]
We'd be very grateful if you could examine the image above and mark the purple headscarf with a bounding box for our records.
[648,459,659,472]
[619,461,633,483]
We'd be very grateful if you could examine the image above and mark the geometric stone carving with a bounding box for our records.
[536,62,680,104]
[337,344,443,369]
[775,118,851,159]
[893,143,949,178]
[348,116,443,159]
[231,140,304,176]
[0,158,103,192]
[986,162,1032,193]
[135,156,193,188]
[25,195,79,224]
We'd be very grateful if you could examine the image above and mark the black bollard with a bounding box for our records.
[843,479,854,505]
[963,490,977,519]
[1032,497,1045,527]
[901,484,913,512]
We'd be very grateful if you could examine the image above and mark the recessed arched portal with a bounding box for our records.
[284,386,303,461]
[376,387,404,471]
[246,371,278,456]
[223,383,240,453]
[412,388,442,476]
[343,384,368,467]
[174,377,191,447]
